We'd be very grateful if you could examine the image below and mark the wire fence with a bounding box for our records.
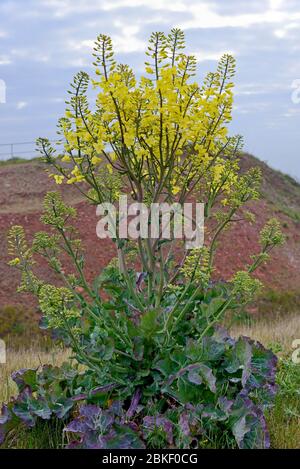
[0,140,59,160]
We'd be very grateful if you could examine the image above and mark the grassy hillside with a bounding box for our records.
[240,153,300,222]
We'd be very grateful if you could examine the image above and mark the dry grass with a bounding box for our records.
[0,346,70,406]
[231,313,300,352]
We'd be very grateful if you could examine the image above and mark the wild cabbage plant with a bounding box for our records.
[3,29,284,449]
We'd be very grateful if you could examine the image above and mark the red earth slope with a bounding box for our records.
[0,155,299,309]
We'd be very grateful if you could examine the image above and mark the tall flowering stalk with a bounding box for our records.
[9,27,284,355]
[5,29,285,449]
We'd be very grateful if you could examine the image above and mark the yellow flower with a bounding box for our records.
[91,156,102,166]
[94,142,104,153]
[67,167,85,184]
[54,174,65,185]
[71,166,82,177]
[8,257,20,266]
[172,185,181,195]
[145,66,154,74]
[61,155,71,163]
[67,177,76,185]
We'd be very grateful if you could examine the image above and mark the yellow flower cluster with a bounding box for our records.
[46,29,239,205]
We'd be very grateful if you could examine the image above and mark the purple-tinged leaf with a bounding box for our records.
[64,418,87,434]
[229,393,270,449]
[64,404,114,437]
[0,405,10,425]
[179,412,190,436]
[12,388,36,427]
[0,405,11,445]
[167,363,216,393]
[187,370,203,385]
[213,326,236,346]
[12,404,36,428]
[11,368,37,392]
[104,425,145,449]
[218,397,234,414]
[29,398,51,420]
[197,364,216,393]
[126,389,141,419]
[136,272,147,292]
[65,404,144,450]
[51,397,74,419]
[71,383,116,402]
[109,400,123,417]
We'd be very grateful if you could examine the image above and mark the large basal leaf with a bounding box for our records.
[229,393,270,449]
[224,337,252,386]
[105,425,145,449]
[244,339,278,404]
[196,364,217,393]
[51,397,74,419]
[65,404,145,449]
[11,368,38,392]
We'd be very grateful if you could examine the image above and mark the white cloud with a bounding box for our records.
[51,97,64,103]
[193,49,236,63]
[233,105,250,115]
[283,107,300,118]
[235,82,290,96]
[67,24,146,55]
[110,23,146,53]
[36,0,300,34]
[67,57,90,67]
[179,3,300,30]
[102,0,187,12]
[269,0,284,10]
[273,21,300,39]
[10,48,50,63]
[16,101,28,110]
[39,0,187,17]
[0,55,11,65]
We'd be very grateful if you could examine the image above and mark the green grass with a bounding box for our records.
[0,156,42,167]
[276,205,300,223]
[1,420,66,449]
[256,290,300,316]
[0,304,52,350]
[267,358,300,448]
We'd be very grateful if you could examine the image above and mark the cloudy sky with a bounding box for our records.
[0,0,299,178]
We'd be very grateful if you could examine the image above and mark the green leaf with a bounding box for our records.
[197,364,217,393]
[140,309,160,338]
